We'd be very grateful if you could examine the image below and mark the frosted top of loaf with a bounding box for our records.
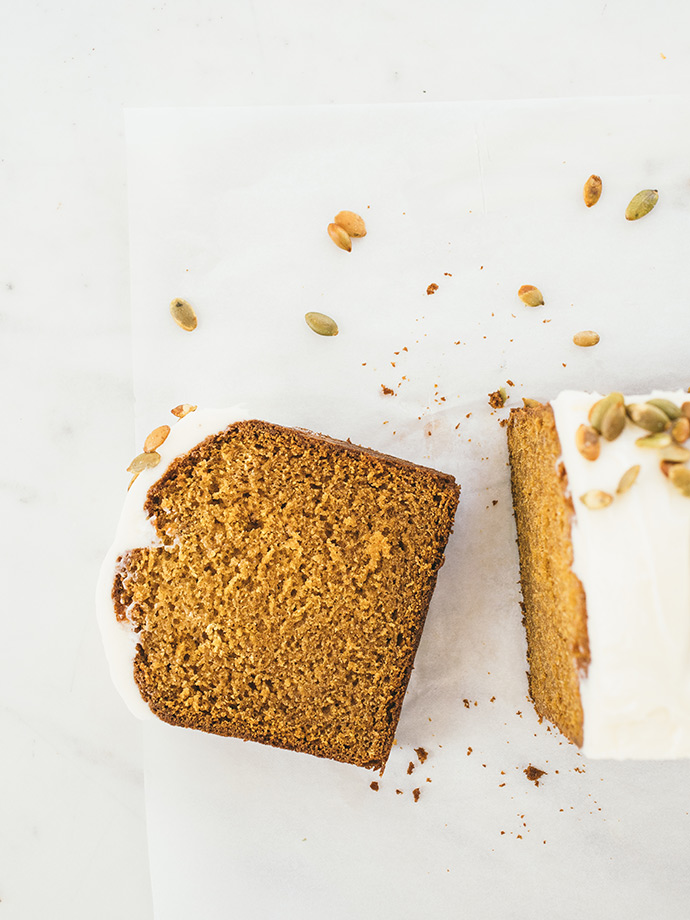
[552,390,690,759]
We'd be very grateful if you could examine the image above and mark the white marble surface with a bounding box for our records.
[3,2,690,918]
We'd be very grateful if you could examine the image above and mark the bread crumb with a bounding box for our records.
[414,746,428,764]
[370,781,379,791]
[412,788,421,803]
[488,389,507,409]
[381,385,395,396]
[426,283,439,295]
[524,765,547,786]
[407,761,415,775]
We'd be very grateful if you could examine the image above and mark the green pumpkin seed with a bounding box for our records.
[616,465,641,495]
[305,311,339,336]
[626,402,671,432]
[522,398,542,408]
[647,398,681,420]
[589,392,624,434]
[625,189,658,221]
[635,432,672,448]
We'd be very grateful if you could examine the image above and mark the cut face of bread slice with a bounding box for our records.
[105,416,459,771]
[508,391,690,758]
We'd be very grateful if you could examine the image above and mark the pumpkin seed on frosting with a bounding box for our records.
[668,465,690,497]
[635,432,673,449]
[580,489,614,510]
[626,402,671,433]
[616,465,641,495]
[589,392,624,437]
[647,398,681,420]
[671,416,690,444]
[144,425,171,453]
[575,423,600,461]
[127,451,162,473]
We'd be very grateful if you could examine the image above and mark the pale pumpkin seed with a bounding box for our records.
[305,311,339,336]
[583,174,602,208]
[575,424,600,461]
[671,416,690,443]
[170,298,197,331]
[626,402,671,432]
[522,397,542,408]
[625,189,658,221]
[127,450,162,473]
[647,398,681,420]
[659,444,690,463]
[573,330,600,347]
[327,223,352,252]
[589,392,624,434]
[668,465,690,497]
[518,285,544,307]
[616,464,641,494]
[580,489,614,509]
[635,432,673,448]
[144,425,171,453]
[171,403,198,419]
[334,210,367,238]
[681,402,690,420]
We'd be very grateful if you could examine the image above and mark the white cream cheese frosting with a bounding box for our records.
[551,390,690,758]
[96,407,250,719]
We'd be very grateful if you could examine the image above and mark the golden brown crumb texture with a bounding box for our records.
[507,403,589,746]
[113,420,459,770]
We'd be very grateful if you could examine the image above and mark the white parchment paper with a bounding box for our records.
[125,99,690,919]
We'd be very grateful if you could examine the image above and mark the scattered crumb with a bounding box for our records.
[506,379,515,387]
[407,761,416,775]
[370,781,379,792]
[381,385,395,396]
[396,789,403,795]
[488,388,507,409]
[524,765,547,786]
[444,272,452,277]
[467,747,473,756]
[414,746,428,764]
[492,499,498,506]
[412,788,421,803]
[426,283,439,295]
[499,418,508,428]
[463,699,471,709]
[425,777,431,783]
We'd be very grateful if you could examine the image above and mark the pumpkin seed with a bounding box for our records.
[616,464,641,494]
[127,450,162,473]
[170,298,197,331]
[681,402,690,420]
[144,425,171,453]
[647,398,681,420]
[327,223,352,252]
[668,465,690,497]
[599,401,627,441]
[659,444,690,463]
[334,210,367,238]
[171,404,198,419]
[626,402,671,432]
[573,330,600,347]
[671,416,690,443]
[635,432,672,448]
[625,189,658,220]
[580,489,614,509]
[575,424,600,461]
[518,285,544,307]
[305,311,339,336]
[583,174,602,208]
[522,398,542,408]
[589,392,624,434]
